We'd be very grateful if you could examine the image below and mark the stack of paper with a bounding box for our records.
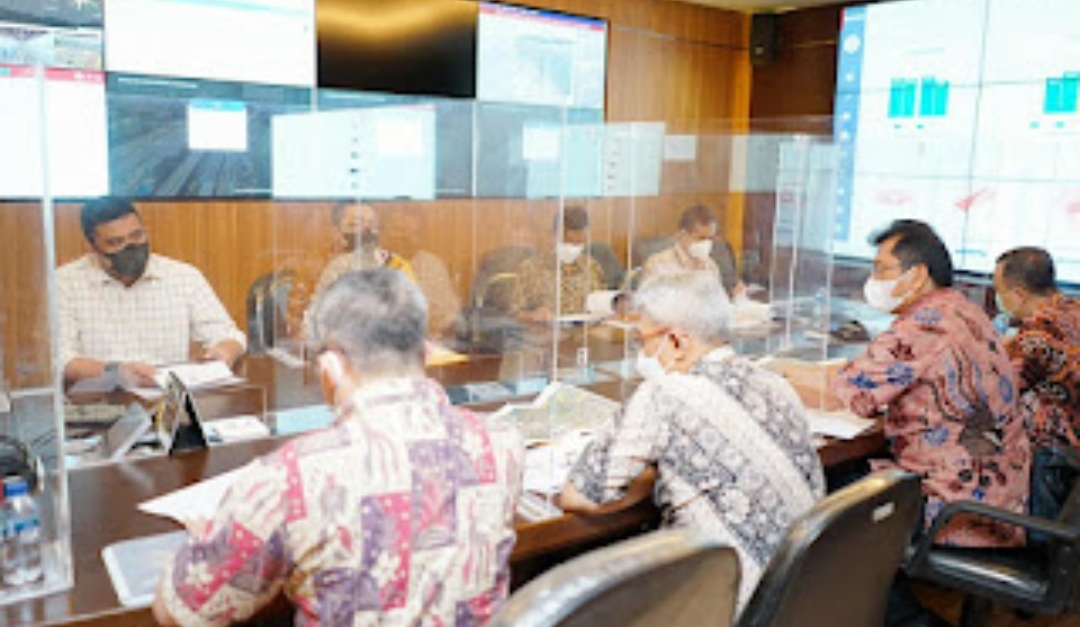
[138,466,247,524]
[129,361,244,400]
[806,409,876,440]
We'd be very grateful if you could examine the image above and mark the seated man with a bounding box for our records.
[58,197,245,387]
[561,271,824,613]
[515,206,604,322]
[641,204,745,297]
[312,202,415,298]
[830,220,1029,547]
[153,269,523,626]
[995,247,1080,520]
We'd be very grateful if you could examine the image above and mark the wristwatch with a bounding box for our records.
[103,361,120,389]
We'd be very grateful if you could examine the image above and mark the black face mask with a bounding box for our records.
[106,243,150,279]
[345,228,379,251]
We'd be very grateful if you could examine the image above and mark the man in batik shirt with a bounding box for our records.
[562,271,825,614]
[831,220,1029,547]
[153,269,523,626]
[995,247,1080,521]
[516,206,604,322]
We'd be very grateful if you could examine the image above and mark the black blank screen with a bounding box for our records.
[317,0,478,99]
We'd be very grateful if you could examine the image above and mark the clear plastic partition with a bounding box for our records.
[0,66,73,605]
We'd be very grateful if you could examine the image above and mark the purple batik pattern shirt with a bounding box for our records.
[159,377,523,627]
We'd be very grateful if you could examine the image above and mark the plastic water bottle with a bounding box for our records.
[2,477,42,586]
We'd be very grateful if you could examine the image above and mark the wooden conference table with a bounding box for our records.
[2,327,885,626]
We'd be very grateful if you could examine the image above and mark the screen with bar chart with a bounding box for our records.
[834,0,1080,284]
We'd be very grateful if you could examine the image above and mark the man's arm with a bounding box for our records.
[561,465,657,515]
[153,462,288,627]
[188,271,246,366]
[63,358,157,387]
[830,325,919,417]
[561,386,666,513]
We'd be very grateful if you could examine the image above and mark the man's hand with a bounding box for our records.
[119,362,158,388]
[202,339,244,367]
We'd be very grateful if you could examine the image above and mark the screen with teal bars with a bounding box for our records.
[918,77,949,116]
[1044,73,1079,114]
[888,78,918,118]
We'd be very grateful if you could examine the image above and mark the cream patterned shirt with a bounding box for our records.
[568,347,825,613]
[641,243,720,284]
[56,254,245,368]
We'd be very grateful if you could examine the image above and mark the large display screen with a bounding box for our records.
[835,0,1080,284]
[107,73,311,197]
[477,2,606,110]
[104,0,315,87]
[317,0,477,98]
[0,66,108,198]
[0,1,106,198]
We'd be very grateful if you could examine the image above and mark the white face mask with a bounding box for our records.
[635,341,667,382]
[687,239,713,261]
[556,242,584,264]
[863,270,910,313]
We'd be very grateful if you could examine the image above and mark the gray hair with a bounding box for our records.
[634,271,730,343]
[309,269,428,376]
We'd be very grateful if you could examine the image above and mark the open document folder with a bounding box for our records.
[491,382,620,500]
[126,360,244,400]
[805,409,876,440]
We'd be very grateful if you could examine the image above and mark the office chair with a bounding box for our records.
[905,448,1080,627]
[245,270,294,355]
[630,235,673,269]
[488,528,740,627]
[738,469,923,627]
[585,242,626,289]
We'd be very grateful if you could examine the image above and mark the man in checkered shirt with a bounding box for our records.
[57,197,246,388]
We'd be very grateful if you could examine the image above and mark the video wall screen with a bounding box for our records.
[0,0,106,198]
[0,0,610,200]
[106,73,311,197]
[476,2,606,110]
[104,0,315,87]
[834,0,1080,283]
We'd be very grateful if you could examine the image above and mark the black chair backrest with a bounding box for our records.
[488,528,740,627]
[246,271,294,355]
[738,470,922,627]
[1046,450,1080,610]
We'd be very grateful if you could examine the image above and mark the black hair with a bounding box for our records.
[80,197,139,243]
[997,247,1056,296]
[869,219,954,288]
[557,206,589,232]
[678,204,717,233]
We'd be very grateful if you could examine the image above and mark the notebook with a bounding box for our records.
[102,530,189,607]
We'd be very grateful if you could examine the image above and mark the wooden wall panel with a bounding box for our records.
[3,0,753,386]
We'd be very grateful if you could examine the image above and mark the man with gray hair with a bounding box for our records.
[561,271,824,615]
[154,269,523,627]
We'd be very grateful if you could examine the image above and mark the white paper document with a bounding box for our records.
[128,361,244,400]
[523,430,593,495]
[138,467,247,524]
[806,409,876,440]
